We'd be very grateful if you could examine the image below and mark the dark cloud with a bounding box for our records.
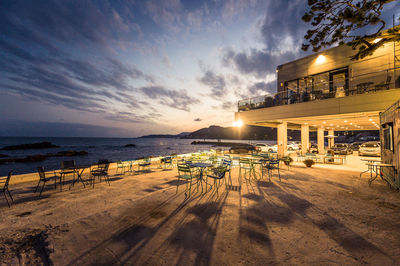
[221,101,235,111]
[105,111,162,124]
[221,0,309,78]
[194,118,202,122]
[198,70,226,99]
[0,120,129,138]
[140,86,199,112]
[248,81,276,95]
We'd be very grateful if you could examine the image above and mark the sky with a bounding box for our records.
[1,0,399,137]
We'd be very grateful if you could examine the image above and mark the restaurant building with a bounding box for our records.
[235,37,400,156]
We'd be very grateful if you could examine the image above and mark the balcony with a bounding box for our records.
[238,69,399,112]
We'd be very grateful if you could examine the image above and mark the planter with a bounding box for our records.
[303,159,315,167]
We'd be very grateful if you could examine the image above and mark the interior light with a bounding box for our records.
[316,54,326,64]
[344,120,347,123]
[322,121,326,124]
[350,122,353,125]
[330,124,333,126]
[369,118,372,121]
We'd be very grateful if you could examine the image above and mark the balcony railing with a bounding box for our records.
[238,69,399,112]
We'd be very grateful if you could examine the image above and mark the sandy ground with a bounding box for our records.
[1,162,400,265]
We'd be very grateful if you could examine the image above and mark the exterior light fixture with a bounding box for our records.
[373,38,382,44]
[232,119,243,127]
[316,54,326,64]
[305,122,308,125]
[350,122,353,125]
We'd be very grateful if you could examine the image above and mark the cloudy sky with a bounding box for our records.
[1,0,399,137]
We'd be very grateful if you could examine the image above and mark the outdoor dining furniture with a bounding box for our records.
[365,162,394,186]
[116,160,129,174]
[374,76,391,91]
[1,171,13,207]
[356,82,373,94]
[261,159,281,181]
[206,165,228,196]
[36,167,59,196]
[360,158,382,177]
[323,154,345,164]
[138,158,151,171]
[90,161,110,187]
[160,156,173,169]
[177,164,198,197]
[189,162,213,192]
[60,160,76,187]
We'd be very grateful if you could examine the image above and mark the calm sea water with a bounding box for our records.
[0,137,274,176]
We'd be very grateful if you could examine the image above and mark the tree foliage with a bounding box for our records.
[302,0,400,60]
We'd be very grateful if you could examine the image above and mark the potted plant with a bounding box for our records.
[282,156,293,166]
[303,159,315,168]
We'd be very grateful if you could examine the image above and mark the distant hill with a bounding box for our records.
[140,125,378,141]
[139,132,190,139]
[140,125,300,140]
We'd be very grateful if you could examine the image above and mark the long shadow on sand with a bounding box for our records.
[66,187,226,265]
[258,181,395,263]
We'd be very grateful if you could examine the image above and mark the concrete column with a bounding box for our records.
[277,121,287,156]
[317,128,325,154]
[301,124,309,154]
[328,129,334,149]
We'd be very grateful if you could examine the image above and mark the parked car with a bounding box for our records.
[287,142,300,151]
[229,144,257,154]
[358,141,381,157]
[331,143,353,155]
[350,141,364,151]
[255,143,277,153]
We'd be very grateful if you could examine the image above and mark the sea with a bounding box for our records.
[0,137,275,176]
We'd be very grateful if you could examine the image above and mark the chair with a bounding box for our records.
[374,76,391,91]
[160,156,173,169]
[116,160,127,174]
[222,159,232,187]
[36,167,59,196]
[239,158,253,181]
[207,165,228,196]
[262,159,281,181]
[1,171,13,207]
[60,160,76,187]
[138,158,151,171]
[177,164,197,197]
[91,161,110,187]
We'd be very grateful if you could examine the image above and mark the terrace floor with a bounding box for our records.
[1,164,400,265]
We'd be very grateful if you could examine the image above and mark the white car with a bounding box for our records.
[358,141,381,157]
[287,142,300,151]
[255,143,277,153]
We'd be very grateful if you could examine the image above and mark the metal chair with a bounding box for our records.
[116,160,127,174]
[239,158,254,181]
[207,165,228,196]
[1,171,13,207]
[138,158,151,171]
[36,167,59,196]
[262,159,281,181]
[177,164,197,198]
[60,160,76,188]
[91,161,110,187]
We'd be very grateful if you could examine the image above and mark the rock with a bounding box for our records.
[55,151,88,157]
[2,142,59,150]
[125,144,136,147]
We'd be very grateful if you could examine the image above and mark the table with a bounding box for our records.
[70,165,91,188]
[365,162,394,186]
[360,158,382,178]
[190,163,212,192]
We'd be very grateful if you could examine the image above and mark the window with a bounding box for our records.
[382,123,393,151]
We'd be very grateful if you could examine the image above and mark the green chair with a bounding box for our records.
[138,158,151,171]
[207,165,228,196]
[116,160,126,174]
[239,158,253,181]
[177,164,197,197]
[262,159,281,181]
[1,171,13,207]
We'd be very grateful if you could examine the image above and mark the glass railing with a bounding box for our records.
[238,68,399,112]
